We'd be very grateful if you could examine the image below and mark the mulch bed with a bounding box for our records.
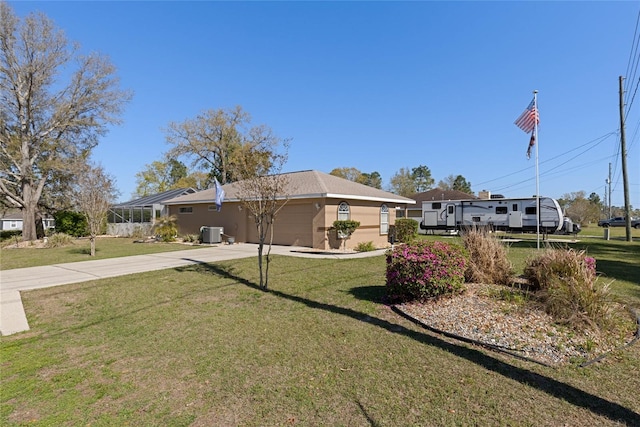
[394,283,639,367]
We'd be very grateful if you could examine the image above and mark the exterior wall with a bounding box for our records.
[169,198,403,250]
[323,198,395,250]
[169,201,249,242]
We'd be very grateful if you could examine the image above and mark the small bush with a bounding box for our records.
[394,219,418,243]
[45,232,74,248]
[354,241,376,252]
[386,240,468,303]
[131,226,147,239]
[462,228,513,285]
[153,215,178,242]
[183,234,201,243]
[0,230,22,241]
[524,248,611,330]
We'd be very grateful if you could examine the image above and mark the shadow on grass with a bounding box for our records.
[192,261,640,425]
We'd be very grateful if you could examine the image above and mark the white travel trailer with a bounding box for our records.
[420,196,566,234]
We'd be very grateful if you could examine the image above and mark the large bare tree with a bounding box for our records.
[165,106,274,184]
[233,141,290,291]
[0,2,131,241]
[75,163,118,256]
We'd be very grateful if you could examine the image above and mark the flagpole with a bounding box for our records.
[533,90,540,250]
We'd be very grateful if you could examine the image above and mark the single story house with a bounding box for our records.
[0,211,55,232]
[164,170,416,250]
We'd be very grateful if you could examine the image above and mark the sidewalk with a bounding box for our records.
[0,243,386,336]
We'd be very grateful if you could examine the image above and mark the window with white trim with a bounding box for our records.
[337,202,350,220]
[380,204,389,235]
[179,207,193,214]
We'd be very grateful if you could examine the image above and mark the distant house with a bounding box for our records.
[164,170,416,250]
[406,189,478,233]
[0,211,55,232]
[107,188,196,236]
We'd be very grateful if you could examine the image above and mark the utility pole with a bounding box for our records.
[608,162,612,219]
[619,76,632,241]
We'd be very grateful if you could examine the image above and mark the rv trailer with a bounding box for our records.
[419,196,565,234]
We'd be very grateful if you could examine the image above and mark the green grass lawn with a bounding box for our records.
[1,231,639,426]
[0,237,208,270]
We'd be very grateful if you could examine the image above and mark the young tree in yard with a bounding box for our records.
[165,106,274,184]
[75,164,118,256]
[0,3,131,241]
[233,141,290,291]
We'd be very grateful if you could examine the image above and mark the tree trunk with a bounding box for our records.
[90,236,96,256]
[21,184,37,242]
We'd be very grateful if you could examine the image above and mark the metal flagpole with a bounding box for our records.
[533,90,540,250]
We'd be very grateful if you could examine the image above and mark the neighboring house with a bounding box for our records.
[108,188,196,236]
[0,211,55,232]
[406,189,478,233]
[164,170,416,250]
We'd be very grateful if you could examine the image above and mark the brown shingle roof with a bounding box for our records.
[409,189,478,203]
[165,170,416,205]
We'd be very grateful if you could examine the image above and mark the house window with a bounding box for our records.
[207,205,217,211]
[338,202,350,220]
[525,207,536,215]
[179,207,193,214]
[496,206,508,214]
[380,204,389,235]
[9,221,18,229]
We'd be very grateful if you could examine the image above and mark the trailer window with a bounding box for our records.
[432,202,441,209]
[472,217,481,222]
[448,205,454,214]
[525,207,536,215]
[496,207,507,214]
[512,204,518,211]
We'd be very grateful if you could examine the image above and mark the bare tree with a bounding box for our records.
[233,141,290,291]
[0,3,131,241]
[75,163,118,256]
[165,106,274,184]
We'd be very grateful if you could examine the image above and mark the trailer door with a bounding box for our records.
[446,204,456,228]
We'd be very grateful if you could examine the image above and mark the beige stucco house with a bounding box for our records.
[164,170,415,250]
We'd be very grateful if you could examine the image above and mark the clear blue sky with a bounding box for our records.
[9,1,640,208]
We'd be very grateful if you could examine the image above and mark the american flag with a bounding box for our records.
[514,98,539,133]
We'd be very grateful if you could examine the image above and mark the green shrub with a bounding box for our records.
[153,215,178,242]
[386,240,468,303]
[53,210,88,237]
[462,227,513,285]
[394,218,418,243]
[354,241,376,252]
[332,220,360,237]
[45,232,74,248]
[524,248,611,330]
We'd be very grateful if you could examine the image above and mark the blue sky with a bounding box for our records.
[9,1,640,207]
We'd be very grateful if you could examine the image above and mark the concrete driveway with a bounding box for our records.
[1,243,386,336]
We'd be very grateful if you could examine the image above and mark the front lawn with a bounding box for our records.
[1,246,639,425]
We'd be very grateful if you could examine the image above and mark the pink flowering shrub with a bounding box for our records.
[386,240,468,303]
